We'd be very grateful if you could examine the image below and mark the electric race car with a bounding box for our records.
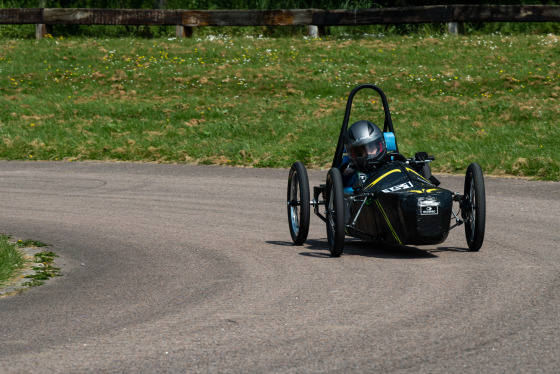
[287,84,486,257]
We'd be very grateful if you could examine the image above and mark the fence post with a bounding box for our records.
[36,0,51,39]
[307,25,325,38]
[36,23,52,39]
[447,22,465,35]
[175,25,193,38]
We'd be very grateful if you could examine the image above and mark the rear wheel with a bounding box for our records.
[287,162,310,245]
[464,163,486,251]
[325,168,345,257]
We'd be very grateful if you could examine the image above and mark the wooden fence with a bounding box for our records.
[1,5,560,39]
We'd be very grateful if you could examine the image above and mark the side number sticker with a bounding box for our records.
[382,181,413,193]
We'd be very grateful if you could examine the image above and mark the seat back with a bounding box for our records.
[384,132,397,152]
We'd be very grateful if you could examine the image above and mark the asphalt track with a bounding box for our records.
[0,161,558,373]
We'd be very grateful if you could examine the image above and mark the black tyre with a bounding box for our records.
[464,163,486,251]
[325,168,345,257]
[287,162,310,245]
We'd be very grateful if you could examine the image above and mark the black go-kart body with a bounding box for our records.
[287,84,486,256]
[339,161,453,246]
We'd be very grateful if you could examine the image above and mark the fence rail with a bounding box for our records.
[1,5,559,38]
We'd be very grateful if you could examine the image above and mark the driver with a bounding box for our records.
[340,120,386,188]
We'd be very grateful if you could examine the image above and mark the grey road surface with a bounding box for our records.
[0,161,559,373]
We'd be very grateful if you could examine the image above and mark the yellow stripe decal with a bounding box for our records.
[410,188,440,194]
[406,167,430,183]
[366,169,401,190]
[375,199,402,245]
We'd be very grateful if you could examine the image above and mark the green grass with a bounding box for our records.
[0,235,25,287]
[0,234,57,289]
[1,33,559,179]
[22,251,60,288]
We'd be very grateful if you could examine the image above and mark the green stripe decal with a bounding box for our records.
[375,199,402,245]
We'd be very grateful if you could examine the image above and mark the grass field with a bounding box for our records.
[0,235,56,290]
[0,235,25,287]
[1,33,559,180]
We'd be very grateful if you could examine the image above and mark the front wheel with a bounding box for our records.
[464,163,486,251]
[325,168,345,257]
[287,162,310,245]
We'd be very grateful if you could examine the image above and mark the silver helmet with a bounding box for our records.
[344,120,386,171]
